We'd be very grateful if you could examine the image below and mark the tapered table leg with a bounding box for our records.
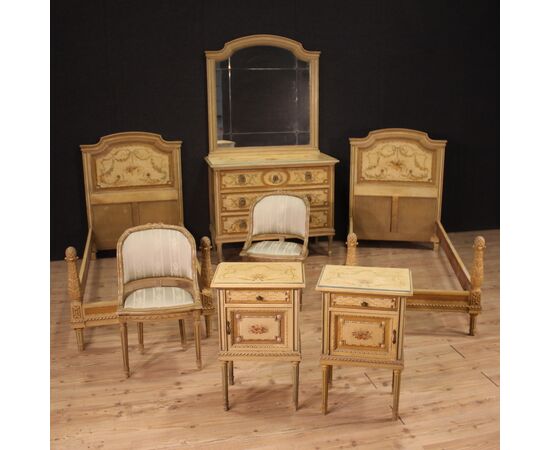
[137,322,144,353]
[179,319,186,348]
[292,362,300,410]
[221,361,229,411]
[392,369,402,420]
[228,361,234,385]
[120,322,129,378]
[321,364,330,414]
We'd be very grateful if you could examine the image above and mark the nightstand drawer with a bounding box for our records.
[227,308,291,350]
[330,312,397,360]
[310,209,330,229]
[226,289,291,304]
[330,294,397,311]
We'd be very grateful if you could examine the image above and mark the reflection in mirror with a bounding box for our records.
[216,46,310,148]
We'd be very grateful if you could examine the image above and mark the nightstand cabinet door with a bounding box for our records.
[227,308,291,351]
[330,311,398,360]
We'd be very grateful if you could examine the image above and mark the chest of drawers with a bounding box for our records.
[206,154,338,260]
[316,264,413,420]
[211,262,305,411]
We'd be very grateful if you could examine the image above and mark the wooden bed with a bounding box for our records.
[64,132,215,351]
[346,129,485,335]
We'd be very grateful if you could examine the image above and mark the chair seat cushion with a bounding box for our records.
[247,241,302,257]
[124,287,195,309]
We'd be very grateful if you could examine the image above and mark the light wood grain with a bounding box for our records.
[51,229,499,450]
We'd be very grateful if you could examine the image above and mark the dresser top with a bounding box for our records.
[316,265,413,296]
[211,262,306,289]
[205,151,338,169]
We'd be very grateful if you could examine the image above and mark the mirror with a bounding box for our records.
[206,35,320,153]
[216,46,310,148]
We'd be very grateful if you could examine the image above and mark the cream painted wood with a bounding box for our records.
[51,229,500,449]
[205,36,338,260]
[211,262,305,411]
[317,265,413,420]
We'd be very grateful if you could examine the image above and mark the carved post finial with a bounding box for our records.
[468,236,485,336]
[199,236,214,312]
[345,233,358,266]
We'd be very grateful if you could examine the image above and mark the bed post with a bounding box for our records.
[65,247,85,351]
[345,232,358,266]
[200,236,215,338]
[468,236,486,336]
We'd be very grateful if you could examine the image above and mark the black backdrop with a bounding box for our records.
[51,0,499,261]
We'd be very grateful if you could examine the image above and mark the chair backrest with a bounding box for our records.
[118,225,195,284]
[250,193,309,238]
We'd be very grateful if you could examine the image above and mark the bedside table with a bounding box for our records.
[211,262,305,411]
[316,265,413,419]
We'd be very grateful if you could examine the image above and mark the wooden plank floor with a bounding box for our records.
[51,230,499,449]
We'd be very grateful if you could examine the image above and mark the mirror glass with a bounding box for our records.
[215,46,310,148]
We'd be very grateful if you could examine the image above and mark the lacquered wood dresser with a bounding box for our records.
[316,265,413,419]
[205,35,338,260]
[211,261,305,411]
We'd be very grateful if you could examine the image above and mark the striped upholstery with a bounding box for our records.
[252,195,307,237]
[121,229,193,283]
[247,241,302,256]
[124,287,194,309]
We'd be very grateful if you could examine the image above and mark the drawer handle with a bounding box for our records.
[256,295,264,301]
[238,197,246,208]
[305,171,312,181]
[361,301,369,307]
[237,174,246,184]
[271,174,280,183]
[392,330,397,344]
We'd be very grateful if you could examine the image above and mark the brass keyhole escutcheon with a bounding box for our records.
[256,295,264,301]
[305,171,312,181]
[361,301,369,307]
[238,197,246,208]
[272,174,280,183]
[237,174,246,184]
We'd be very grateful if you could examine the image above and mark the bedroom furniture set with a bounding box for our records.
[63,35,486,418]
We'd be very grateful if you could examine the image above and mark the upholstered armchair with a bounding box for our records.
[116,223,203,377]
[240,192,310,262]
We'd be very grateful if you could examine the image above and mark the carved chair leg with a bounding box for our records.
[321,364,330,414]
[120,322,130,378]
[178,319,186,348]
[292,362,300,410]
[193,311,202,370]
[137,322,144,353]
[228,361,234,385]
[469,314,478,336]
[74,328,84,352]
[392,370,402,420]
[204,315,212,339]
[222,361,229,411]
[327,365,333,387]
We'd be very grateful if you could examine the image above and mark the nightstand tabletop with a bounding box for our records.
[211,262,306,289]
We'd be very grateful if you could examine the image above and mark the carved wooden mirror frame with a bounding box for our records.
[205,34,320,155]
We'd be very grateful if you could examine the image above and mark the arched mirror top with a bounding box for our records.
[205,35,320,155]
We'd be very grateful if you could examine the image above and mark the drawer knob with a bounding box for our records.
[238,197,246,208]
[235,314,241,320]
[276,337,282,343]
[275,314,282,321]
[305,171,312,181]
[237,174,246,184]
[238,220,246,230]
[235,336,242,343]
[256,295,264,301]
[380,343,385,348]
[361,301,369,307]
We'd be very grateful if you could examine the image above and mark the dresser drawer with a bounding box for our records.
[227,308,291,350]
[330,311,398,360]
[226,289,291,304]
[220,192,258,212]
[330,294,397,311]
[288,167,329,186]
[221,215,248,235]
[309,209,330,229]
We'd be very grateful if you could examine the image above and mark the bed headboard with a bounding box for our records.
[80,132,184,251]
[349,128,446,245]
